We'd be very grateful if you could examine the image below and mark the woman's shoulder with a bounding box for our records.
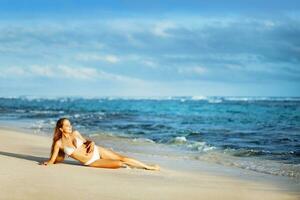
[72,130,80,137]
[72,130,80,134]
[71,130,86,142]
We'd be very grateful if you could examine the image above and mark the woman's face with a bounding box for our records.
[60,119,72,134]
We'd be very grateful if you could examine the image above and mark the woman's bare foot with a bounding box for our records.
[146,164,160,171]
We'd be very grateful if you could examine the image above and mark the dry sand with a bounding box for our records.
[0,127,299,200]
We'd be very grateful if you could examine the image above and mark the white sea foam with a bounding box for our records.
[187,141,216,152]
[167,136,216,152]
[15,109,26,113]
[191,96,207,100]
[224,96,300,102]
[74,114,80,118]
[173,136,188,143]
[3,95,299,102]
[29,110,58,114]
[132,138,156,143]
[208,99,223,103]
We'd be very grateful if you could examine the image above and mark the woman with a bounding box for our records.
[40,118,160,170]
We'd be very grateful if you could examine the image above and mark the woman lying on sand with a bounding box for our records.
[40,118,160,170]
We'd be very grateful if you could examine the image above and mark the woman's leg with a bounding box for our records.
[122,157,160,170]
[88,159,125,169]
[98,146,160,170]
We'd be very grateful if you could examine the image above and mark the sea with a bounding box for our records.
[0,96,299,179]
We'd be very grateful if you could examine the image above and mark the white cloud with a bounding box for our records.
[97,70,142,83]
[152,21,177,37]
[76,54,120,63]
[178,66,207,76]
[104,55,119,63]
[0,67,28,77]
[30,65,55,77]
[0,65,98,80]
[125,33,145,47]
[141,60,157,68]
[264,20,276,28]
[58,65,99,79]
[0,65,146,84]
[118,54,158,68]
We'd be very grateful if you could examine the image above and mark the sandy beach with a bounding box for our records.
[0,126,299,200]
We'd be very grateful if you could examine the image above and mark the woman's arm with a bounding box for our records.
[40,141,61,166]
[73,130,95,153]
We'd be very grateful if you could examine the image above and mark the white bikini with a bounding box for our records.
[63,137,84,155]
[63,137,100,165]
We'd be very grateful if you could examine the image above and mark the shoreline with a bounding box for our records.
[1,116,299,179]
[1,119,299,180]
[0,125,299,200]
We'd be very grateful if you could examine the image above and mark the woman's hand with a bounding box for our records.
[85,141,95,154]
[39,160,52,166]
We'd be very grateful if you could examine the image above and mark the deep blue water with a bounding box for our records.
[0,96,299,177]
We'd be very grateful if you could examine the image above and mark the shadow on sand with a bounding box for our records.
[0,151,82,166]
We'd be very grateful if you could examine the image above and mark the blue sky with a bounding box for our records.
[0,0,299,97]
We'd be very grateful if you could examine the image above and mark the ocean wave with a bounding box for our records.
[224,148,271,157]
[191,96,208,100]
[208,99,223,104]
[167,136,216,152]
[168,136,188,144]
[1,96,300,103]
[132,138,156,143]
[29,110,64,114]
[187,141,217,152]
[223,97,300,102]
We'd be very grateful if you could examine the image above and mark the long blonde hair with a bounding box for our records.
[50,117,74,163]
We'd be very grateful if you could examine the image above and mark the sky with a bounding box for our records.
[0,0,299,97]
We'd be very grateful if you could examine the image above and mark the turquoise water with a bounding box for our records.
[0,96,299,178]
